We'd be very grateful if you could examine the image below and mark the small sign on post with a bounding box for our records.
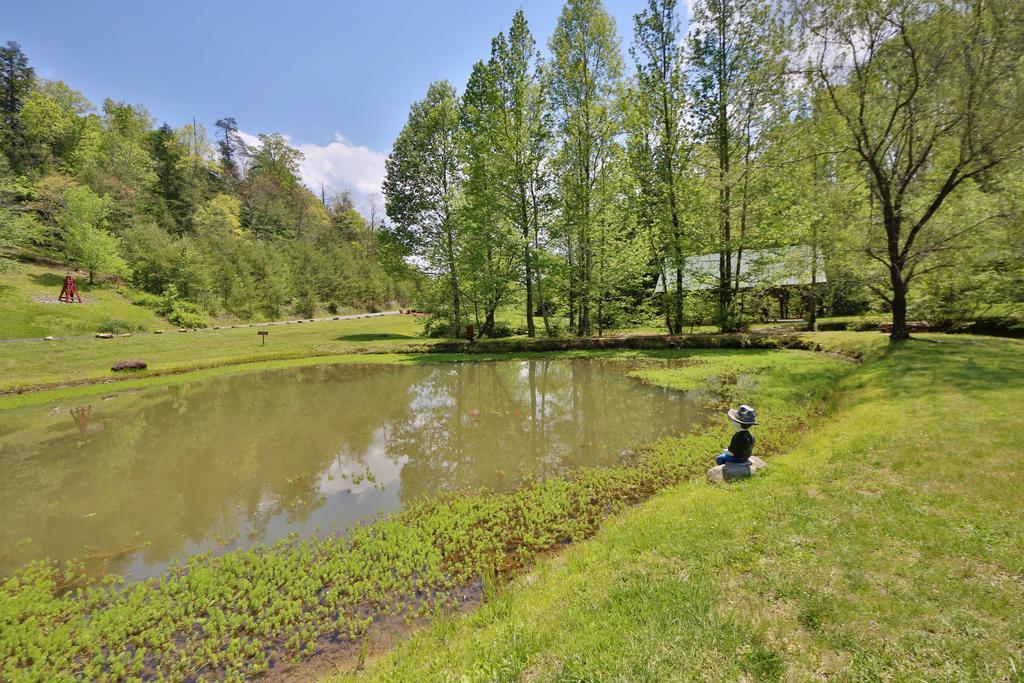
[258,330,269,345]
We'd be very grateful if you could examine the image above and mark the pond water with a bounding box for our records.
[0,359,706,580]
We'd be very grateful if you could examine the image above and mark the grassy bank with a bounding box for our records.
[0,351,422,410]
[0,262,166,339]
[0,347,855,680]
[347,335,1024,681]
[0,313,425,394]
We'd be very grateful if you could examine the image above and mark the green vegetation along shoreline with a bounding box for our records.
[347,335,1024,682]
[1,345,854,680]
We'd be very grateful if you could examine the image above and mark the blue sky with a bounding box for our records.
[6,0,680,205]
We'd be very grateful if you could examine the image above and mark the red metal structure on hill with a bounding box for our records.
[58,275,82,303]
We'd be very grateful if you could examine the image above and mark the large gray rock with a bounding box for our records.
[706,455,767,483]
[111,359,148,372]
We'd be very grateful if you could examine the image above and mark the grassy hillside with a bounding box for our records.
[348,336,1024,681]
[0,262,165,339]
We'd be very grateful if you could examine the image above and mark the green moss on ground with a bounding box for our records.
[346,336,1024,682]
[0,348,853,680]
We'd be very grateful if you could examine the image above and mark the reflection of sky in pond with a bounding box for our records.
[0,359,707,580]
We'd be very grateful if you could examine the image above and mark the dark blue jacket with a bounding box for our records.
[728,429,755,461]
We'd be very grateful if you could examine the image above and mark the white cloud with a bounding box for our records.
[238,130,387,214]
[235,129,261,150]
[296,133,387,208]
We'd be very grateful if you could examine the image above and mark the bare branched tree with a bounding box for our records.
[798,0,1024,340]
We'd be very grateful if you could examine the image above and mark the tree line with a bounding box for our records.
[383,0,1023,341]
[0,43,418,327]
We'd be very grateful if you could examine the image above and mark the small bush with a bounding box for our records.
[96,319,138,334]
[487,322,517,339]
[294,290,317,319]
[120,288,163,311]
[326,301,339,315]
[932,316,1024,338]
[986,317,1020,334]
[816,321,849,331]
[545,319,566,338]
[716,308,750,333]
[422,315,454,338]
[851,319,880,332]
[166,301,208,329]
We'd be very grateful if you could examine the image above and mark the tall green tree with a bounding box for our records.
[214,117,247,184]
[384,81,464,337]
[93,100,157,211]
[148,123,193,232]
[591,145,651,334]
[19,81,92,171]
[242,133,310,239]
[459,60,521,336]
[800,0,1024,340]
[0,41,36,171]
[631,0,690,333]
[247,133,303,187]
[486,10,554,337]
[59,184,127,283]
[549,0,625,335]
[688,0,788,330]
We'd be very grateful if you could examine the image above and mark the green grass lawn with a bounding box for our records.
[0,262,166,339]
[345,335,1024,681]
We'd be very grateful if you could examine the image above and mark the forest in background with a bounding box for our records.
[383,0,1023,340]
[1,0,1022,340]
[0,44,419,329]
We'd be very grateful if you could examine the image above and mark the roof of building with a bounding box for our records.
[654,245,827,293]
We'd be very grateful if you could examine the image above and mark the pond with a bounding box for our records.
[0,358,706,580]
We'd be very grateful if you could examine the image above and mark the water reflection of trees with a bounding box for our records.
[388,360,696,502]
[0,360,698,577]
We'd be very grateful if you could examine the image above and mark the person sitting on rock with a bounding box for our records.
[715,405,758,465]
